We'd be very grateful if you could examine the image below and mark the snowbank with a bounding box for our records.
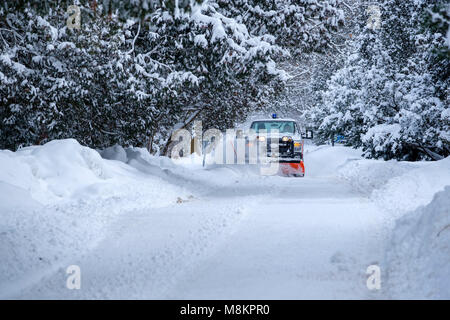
[386,187,450,299]
[1,139,278,298]
[303,144,363,177]
[338,156,450,217]
[291,145,449,218]
[0,139,109,205]
[331,147,450,299]
[0,139,190,297]
[337,159,423,196]
[99,144,261,190]
[372,158,450,215]
[1,141,449,299]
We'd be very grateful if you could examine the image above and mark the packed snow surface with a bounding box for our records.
[0,140,449,299]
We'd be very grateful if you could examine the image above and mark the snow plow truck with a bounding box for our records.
[247,114,313,177]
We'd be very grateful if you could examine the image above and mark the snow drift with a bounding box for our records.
[337,156,450,217]
[333,150,450,299]
[386,187,450,299]
[1,141,449,299]
[0,139,270,298]
[0,139,190,298]
[302,145,450,299]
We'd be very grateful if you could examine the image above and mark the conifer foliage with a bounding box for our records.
[313,0,449,160]
[0,0,291,152]
[2,1,447,161]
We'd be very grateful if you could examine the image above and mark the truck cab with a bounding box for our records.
[247,116,312,177]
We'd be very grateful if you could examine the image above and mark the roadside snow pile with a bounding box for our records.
[337,159,423,196]
[304,145,450,216]
[99,144,249,190]
[331,147,450,299]
[386,187,450,299]
[372,158,450,215]
[303,145,362,177]
[338,156,450,217]
[0,139,109,205]
[99,144,128,163]
[304,145,449,217]
[0,139,190,298]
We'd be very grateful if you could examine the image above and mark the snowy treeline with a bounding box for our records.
[310,0,449,160]
[0,0,342,153]
[0,0,448,161]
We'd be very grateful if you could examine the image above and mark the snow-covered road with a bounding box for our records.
[11,148,387,299]
[2,140,449,299]
[167,178,387,299]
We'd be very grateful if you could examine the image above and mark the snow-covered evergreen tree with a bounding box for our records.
[271,0,359,131]
[215,0,345,55]
[0,0,288,153]
[0,1,126,149]
[314,0,449,160]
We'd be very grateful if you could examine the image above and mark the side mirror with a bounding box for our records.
[302,130,314,139]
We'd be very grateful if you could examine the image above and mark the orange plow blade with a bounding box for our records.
[280,162,305,176]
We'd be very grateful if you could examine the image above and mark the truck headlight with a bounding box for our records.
[258,136,266,142]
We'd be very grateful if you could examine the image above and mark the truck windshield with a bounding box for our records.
[250,121,295,134]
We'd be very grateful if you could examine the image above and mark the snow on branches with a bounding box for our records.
[0,0,289,152]
[312,0,449,161]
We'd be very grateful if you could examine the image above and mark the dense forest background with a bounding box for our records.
[0,0,448,160]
